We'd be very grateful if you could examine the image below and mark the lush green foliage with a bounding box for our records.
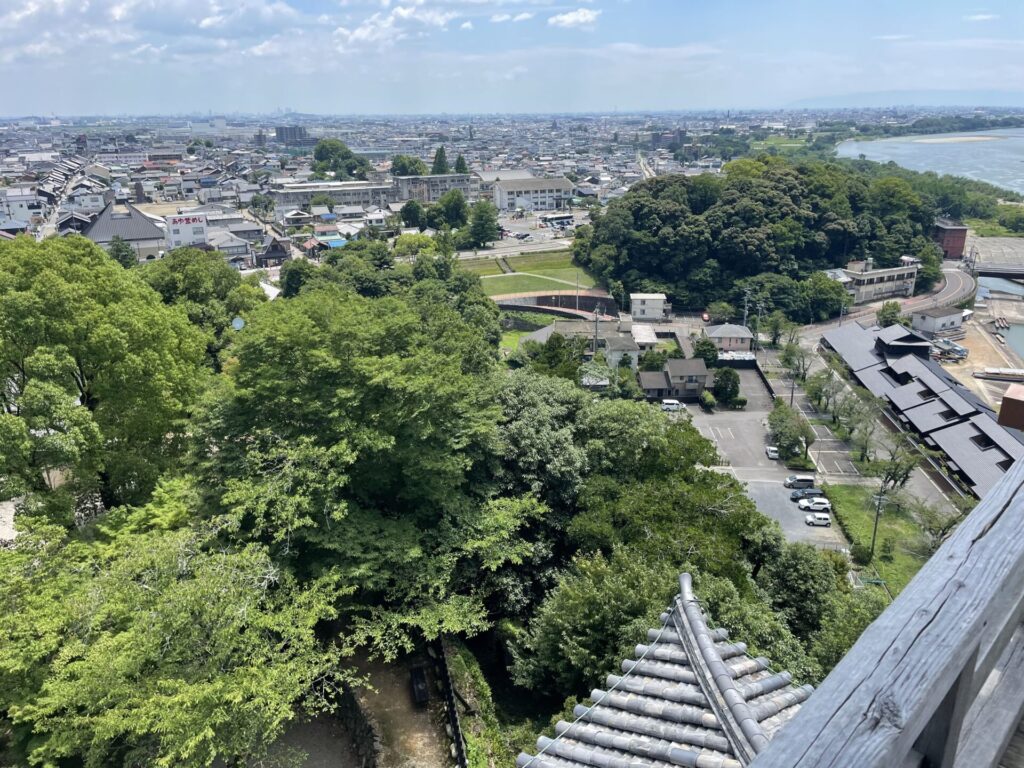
[0,236,207,509]
[574,157,951,313]
[391,154,429,176]
[312,138,371,180]
[431,145,450,175]
[0,230,893,764]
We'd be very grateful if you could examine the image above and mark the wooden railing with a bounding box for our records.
[750,457,1024,768]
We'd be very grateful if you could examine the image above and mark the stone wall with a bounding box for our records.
[338,688,383,768]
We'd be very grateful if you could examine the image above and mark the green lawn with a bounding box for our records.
[500,329,529,351]
[482,274,575,296]
[964,217,1024,238]
[825,484,927,595]
[502,252,596,287]
[460,258,505,276]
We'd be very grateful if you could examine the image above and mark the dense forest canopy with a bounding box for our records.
[1,223,885,764]
[572,155,977,316]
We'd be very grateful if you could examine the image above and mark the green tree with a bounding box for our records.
[107,235,136,268]
[808,588,889,673]
[767,400,815,460]
[190,286,501,655]
[431,145,450,175]
[249,193,274,216]
[393,233,438,258]
[759,542,841,638]
[140,247,266,367]
[767,309,789,346]
[437,189,470,229]
[707,301,736,323]
[692,337,719,367]
[280,258,317,298]
[876,300,903,327]
[391,154,429,176]
[400,199,424,229]
[312,139,370,180]
[712,366,740,405]
[0,514,353,768]
[0,236,206,510]
[309,192,335,212]
[454,154,469,174]
[468,200,500,248]
[511,549,679,695]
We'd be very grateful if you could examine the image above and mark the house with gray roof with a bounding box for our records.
[703,324,754,352]
[639,357,711,401]
[82,201,166,260]
[517,573,811,768]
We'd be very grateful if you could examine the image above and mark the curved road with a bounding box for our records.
[807,263,975,334]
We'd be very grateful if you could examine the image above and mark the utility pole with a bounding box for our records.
[593,304,601,357]
[742,287,751,328]
[755,302,764,353]
[870,482,886,560]
[575,269,580,313]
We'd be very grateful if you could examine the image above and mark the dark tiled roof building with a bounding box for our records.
[517,574,811,768]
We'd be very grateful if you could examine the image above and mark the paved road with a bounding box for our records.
[689,369,848,550]
[456,238,571,260]
[806,263,975,334]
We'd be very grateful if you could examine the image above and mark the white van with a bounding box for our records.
[784,474,816,489]
[805,512,832,527]
[660,399,685,412]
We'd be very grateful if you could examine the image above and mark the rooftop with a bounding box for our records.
[517,574,811,768]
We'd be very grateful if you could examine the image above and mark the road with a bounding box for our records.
[456,237,571,260]
[637,151,655,180]
[807,263,975,334]
[688,369,848,549]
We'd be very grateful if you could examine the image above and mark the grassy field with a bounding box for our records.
[748,135,810,153]
[503,251,596,287]
[482,274,574,296]
[499,329,530,351]
[460,258,505,276]
[965,217,1024,237]
[825,484,927,595]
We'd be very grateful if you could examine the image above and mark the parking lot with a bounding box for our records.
[689,368,848,550]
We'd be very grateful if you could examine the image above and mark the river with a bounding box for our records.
[836,128,1024,195]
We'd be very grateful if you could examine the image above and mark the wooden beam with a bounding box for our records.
[749,459,1024,767]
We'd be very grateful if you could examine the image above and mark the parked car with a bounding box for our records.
[784,474,817,488]
[790,487,825,501]
[765,446,780,460]
[798,497,833,512]
[660,399,686,412]
[805,512,833,527]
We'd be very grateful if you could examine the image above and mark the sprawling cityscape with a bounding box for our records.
[4,1,1024,767]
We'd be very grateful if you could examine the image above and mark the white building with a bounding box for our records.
[166,213,209,249]
[911,307,965,337]
[493,177,574,211]
[392,174,472,204]
[826,258,919,305]
[629,293,671,322]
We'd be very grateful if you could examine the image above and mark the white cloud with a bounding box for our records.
[964,13,998,21]
[513,12,533,21]
[548,7,600,28]
[460,19,472,29]
[873,34,911,41]
[491,13,511,22]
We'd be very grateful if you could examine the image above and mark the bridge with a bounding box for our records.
[491,289,618,319]
[974,263,1024,279]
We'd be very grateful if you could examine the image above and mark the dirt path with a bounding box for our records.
[356,657,453,768]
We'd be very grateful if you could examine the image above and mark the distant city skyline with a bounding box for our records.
[3,0,1024,116]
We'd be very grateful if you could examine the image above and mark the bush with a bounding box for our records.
[729,396,747,410]
[700,390,717,411]
[851,543,873,565]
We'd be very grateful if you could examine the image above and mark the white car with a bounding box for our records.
[798,497,833,512]
[805,512,832,527]
[765,446,780,460]
[660,399,686,412]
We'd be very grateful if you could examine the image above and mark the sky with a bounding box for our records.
[3,0,1024,115]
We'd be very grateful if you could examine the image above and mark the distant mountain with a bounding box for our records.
[788,90,1024,109]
